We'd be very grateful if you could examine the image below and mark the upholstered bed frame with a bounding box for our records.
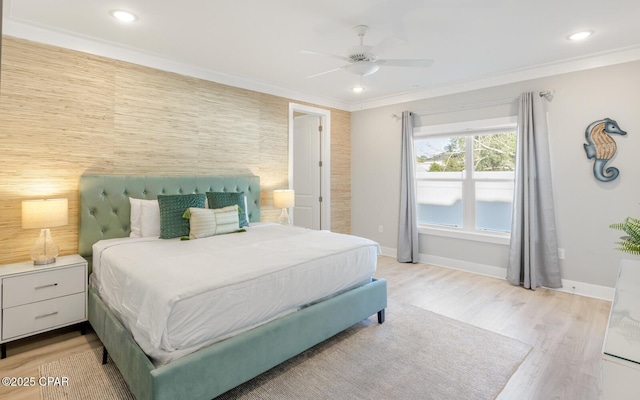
[79,175,387,400]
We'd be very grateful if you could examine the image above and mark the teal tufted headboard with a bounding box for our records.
[78,175,260,259]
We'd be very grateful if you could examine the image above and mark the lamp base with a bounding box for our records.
[33,257,57,266]
[31,228,59,266]
[278,208,291,226]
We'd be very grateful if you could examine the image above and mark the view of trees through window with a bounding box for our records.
[416,134,516,173]
[415,131,517,233]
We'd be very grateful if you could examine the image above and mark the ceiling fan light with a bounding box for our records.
[567,31,593,41]
[346,62,380,76]
[110,10,138,23]
[352,86,364,93]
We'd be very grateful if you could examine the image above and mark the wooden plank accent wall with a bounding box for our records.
[0,36,351,265]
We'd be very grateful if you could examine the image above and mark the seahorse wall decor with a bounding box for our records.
[583,117,627,182]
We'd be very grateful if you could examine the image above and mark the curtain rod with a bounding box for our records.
[391,90,553,120]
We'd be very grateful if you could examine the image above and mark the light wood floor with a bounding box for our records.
[376,256,610,400]
[0,256,610,400]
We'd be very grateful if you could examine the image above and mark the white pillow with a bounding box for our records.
[129,198,144,237]
[188,205,240,239]
[130,198,161,237]
[244,196,250,226]
[140,199,161,237]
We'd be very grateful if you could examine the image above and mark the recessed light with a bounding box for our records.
[110,10,138,23]
[568,31,593,41]
[352,86,364,93]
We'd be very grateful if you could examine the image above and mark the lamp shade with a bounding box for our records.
[22,198,69,229]
[273,190,295,209]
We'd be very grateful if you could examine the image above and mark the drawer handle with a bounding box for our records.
[35,311,59,319]
[34,283,58,290]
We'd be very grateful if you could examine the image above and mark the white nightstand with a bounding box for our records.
[0,254,87,358]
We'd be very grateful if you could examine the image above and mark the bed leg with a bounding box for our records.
[1,343,6,359]
[377,309,385,324]
[102,347,108,365]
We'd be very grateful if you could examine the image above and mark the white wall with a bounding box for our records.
[352,60,640,289]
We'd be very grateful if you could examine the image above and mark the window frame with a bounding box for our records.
[413,116,517,245]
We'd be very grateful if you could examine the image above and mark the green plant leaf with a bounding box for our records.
[611,216,640,255]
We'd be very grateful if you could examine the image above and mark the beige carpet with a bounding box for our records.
[40,301,531,400]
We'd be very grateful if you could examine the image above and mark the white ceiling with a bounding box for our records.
[3,0,640,111]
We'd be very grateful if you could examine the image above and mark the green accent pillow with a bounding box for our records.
[157,193,206,239]
[206,192,248,228]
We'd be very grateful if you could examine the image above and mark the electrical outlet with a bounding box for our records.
[558,248,565,260]
[378,225,384,233]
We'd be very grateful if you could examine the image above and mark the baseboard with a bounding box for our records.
[379,246,397,258]
[379,247,614,301]
[555,279,615,301]
[419,254,507,280]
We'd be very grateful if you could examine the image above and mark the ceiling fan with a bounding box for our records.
[303,25,434,79]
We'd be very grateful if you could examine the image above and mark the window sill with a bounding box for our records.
[418,226,510,245]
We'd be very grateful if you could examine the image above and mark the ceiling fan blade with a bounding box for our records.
[370,37,406,55]
[305,67,345,79]
[300,50,349,63]
[375,59,434,68]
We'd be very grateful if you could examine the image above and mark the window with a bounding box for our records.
[414,117,517,240]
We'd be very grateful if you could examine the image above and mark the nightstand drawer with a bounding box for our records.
[2,265,85,308]
[2,292,86,340]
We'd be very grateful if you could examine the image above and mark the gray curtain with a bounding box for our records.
[398,111,419,263]
[507,92,562,289]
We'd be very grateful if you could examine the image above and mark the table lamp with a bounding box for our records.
[273,190,295,226]
[22,198,68,265]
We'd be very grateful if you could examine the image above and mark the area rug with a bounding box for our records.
[40,301,531,400]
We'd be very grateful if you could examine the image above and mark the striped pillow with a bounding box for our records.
[206,192,249,228]
[186,205,241,239]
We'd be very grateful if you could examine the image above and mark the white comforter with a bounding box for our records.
[91,223,379,364]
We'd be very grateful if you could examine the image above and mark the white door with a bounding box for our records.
[292,115,321,229]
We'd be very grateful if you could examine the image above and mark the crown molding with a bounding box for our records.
[348,44,640,111]
[2,19,351,111]
[4,18,640,113]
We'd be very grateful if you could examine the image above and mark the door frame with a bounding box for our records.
[288,103,331,231]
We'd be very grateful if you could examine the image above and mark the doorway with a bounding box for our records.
[288,103,331,230]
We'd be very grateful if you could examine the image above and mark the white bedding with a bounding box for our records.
[90,223,379,364]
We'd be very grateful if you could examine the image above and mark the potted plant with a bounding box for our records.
[610,216,640,255]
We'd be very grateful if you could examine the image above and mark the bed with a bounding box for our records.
[79,175,387,400]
